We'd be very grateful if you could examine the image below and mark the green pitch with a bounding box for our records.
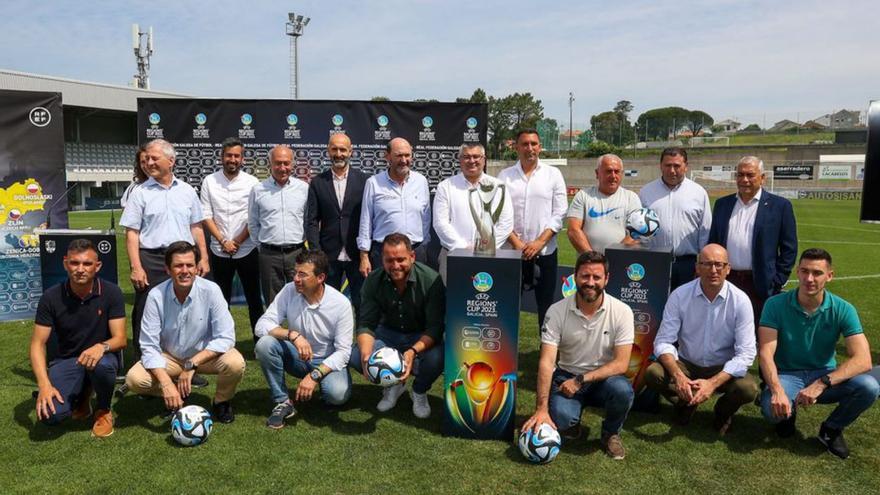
[1,200,878,494]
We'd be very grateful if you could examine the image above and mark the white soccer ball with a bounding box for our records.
[171,405,213,447]
[366,347,407,387]
[626,207,661,239]
[518,423,562,464]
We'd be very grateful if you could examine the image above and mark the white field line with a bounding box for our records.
[784,273,880,286]
[800,239,880,246]
[799,223,880,234]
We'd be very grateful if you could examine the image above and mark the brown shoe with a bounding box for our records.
[72,386,93,421]
[601,431,626,460]
[714,413,733,436]
[91,409,114,438]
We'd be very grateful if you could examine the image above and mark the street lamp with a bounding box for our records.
[285,13,310,99]
[568,92,575,150]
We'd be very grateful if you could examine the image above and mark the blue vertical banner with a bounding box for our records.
[0,90,67,322]
[605,244,672,389]
[443,249,521,440]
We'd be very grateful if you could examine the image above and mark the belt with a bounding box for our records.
[141,247,166,255]
[260,242,304,253]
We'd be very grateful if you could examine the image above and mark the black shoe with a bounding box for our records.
[560,424,583,440]
[713,413,733,436]
[818,422,849,459]
[160,408,177,422]
[674,402,698,426]
[212,400,235,424]
[191,374,209,388]
[775,416,797,438]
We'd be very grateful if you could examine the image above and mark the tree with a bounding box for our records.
[590,110,635,147]
[576,129,593,149]
[536,118,559,149]
[685,110,714,135]
[485,92,544,159]
[742,123,761,132]
[456,88,488,104]
[614,100,634,118]
[634,106,715,140]
[370,96,390,102]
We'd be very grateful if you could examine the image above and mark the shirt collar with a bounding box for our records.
[693,279,728,301]
[515,160,542,177]
[790,287,832,314]
[144,175,179,189]
[332,167,349,181]
[65,278,101,301]
[738,188,763,204]
[567,292,608,318]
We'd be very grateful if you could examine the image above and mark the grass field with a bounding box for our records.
[2,200,879,494]
[727,132,834,146]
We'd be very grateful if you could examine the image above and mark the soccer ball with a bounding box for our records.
[171,405,213,447]
[626,208,660,239]
[518,423,562,464]
[366,347,407,387]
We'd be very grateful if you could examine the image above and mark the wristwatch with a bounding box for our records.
[184,360,198,372]
[574,373,586,386]
[309,369,324,382]
[820,375,832,388]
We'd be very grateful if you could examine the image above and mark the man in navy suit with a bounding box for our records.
[306,133,368,311]
[709,156,797,327]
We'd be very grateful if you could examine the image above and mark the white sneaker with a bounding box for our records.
[377,383,406,412]
[411,390,431,419]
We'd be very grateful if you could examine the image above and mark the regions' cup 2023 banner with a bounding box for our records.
[137,99,488,191]
[0,90,67,322]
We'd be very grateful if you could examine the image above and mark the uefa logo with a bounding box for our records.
[29,107,51,127]
[626,263,646,281]
[332,114,344,126]
[287,114,298,126]
[561,274,577,298]
[195,113,207,125]
[97,240,112,254]
[472,272,493,292]
[148,112,161,125]
[377,115,389,127]
[241,113,253,126]
[422,116,433,128]
[466,117,478,129]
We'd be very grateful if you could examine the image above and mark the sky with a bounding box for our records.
[2,0,878,129]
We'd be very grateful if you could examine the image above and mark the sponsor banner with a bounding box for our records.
[605,244,672,390]
[624,169,638,177]
[444,249,520,440]
[818,165,852,180]
[776,190,800,199]
[773,164,814,180]
[0,90,67,321]
[137,99,488,193]
[798,190,862,200]
[85,197,122,210]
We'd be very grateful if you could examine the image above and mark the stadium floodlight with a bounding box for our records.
[132,24,154,90]
[285,12,311,99]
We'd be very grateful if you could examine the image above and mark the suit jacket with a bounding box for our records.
[708,190,797,299]
[306,167,369,260]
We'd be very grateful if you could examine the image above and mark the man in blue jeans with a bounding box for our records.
[759,248,879,459]
[349,233,445,419]
[30,239,127,437]
[255,250,353,429]
[522,251,634,460]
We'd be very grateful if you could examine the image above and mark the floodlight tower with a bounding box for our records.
[131,24,154,89]
[285,13,310,99]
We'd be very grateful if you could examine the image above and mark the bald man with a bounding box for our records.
[644,243,758,435]
[357,137,431,275]
[567,154,641,254]
[248,145,310,305]
[306,133,369,310]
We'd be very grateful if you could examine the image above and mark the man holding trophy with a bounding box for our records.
[432,143,513,281]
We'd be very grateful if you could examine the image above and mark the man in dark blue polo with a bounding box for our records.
[30,239,127,437]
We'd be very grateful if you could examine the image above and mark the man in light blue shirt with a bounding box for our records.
[644,243,758,435]
[248,145,310,305]
[120,139,209,367]
[357,137,431,277]
[254,250,353,429]
[124,242,245,424]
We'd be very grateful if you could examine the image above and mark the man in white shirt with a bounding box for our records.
[497,129,568,331]
[639,147,712,290]
[644,243,758,435]
[522,251,634,460]
[200,137,262,343]
[248,145,310,305]
[357,137,431,276]
[254,250,353,429]
[432,143,512,282]
[567,154,641,254]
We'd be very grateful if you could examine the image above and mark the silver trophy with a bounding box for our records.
[469,179,506,255]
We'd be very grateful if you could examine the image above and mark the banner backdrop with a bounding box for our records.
[137,99,487,191]
[0,90,67,321]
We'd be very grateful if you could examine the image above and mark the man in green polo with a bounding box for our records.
[759,248,879,459]
[349,232,445,419]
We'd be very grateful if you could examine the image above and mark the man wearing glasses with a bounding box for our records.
[709,156,797,329]
[644,243,758,435]
[432,143,512,282]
